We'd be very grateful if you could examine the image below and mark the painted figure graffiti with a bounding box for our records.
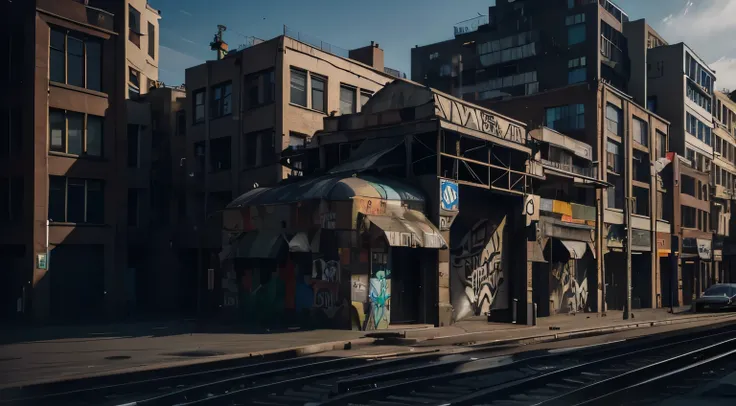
[451,217,508,321]
[368,270,391,329]
[550,261,589,314]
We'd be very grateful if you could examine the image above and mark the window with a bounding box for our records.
[127,189,139,226]
[211,82,232,118]
[606,104,622,136]
[360,90,373,109]
[86,39,102,92]
[289,132,306,148]
[48,177,104,224]
[682,206,696,229]
[193,89,205,123]
[66,36,84,87]
[340,85,356,115]
[243,129,274,168]
[127,124,140,168]
[681,175,696,197]
[606,140,622,173]
[647,96,657,113]
[176,111,186,136]
[49,29,102,91]
[129,67,140,98]
[209,137,232,172]
[290,69,307,107]
[545,104,585,131]
[568,24,586,45]
[128,5,141,47]
[565,14,586,26]
[607,175,624,209]
[246,69,275,109]
[311,75,326,113]
[568,68,586,84]
[147,22,155,58]
[50,29,66,83]
[568,0,587,8]
[657,130,666,158]
[49,109,103,157]
[633,117,648,147]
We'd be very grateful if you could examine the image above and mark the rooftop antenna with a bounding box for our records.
[210,25,229,60]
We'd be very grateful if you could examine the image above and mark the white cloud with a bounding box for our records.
[179,9,192,16]
[158,45,204,86]
[655,0,736,89]
[710,57,736,92]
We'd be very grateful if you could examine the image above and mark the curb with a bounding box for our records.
[458,312,736,349]
[0,337,376,391]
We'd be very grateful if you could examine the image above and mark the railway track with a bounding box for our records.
[3,323,736,406]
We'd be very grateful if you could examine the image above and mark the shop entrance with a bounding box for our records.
[390,247,421,323]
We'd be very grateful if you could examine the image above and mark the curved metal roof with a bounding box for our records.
[226,174,427,209]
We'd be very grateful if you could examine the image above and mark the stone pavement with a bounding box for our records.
[0,307,732,389]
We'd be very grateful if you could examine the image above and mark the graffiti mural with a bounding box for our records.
[451,217,508,321]
[366,251,391,330]
[550,260,589,314]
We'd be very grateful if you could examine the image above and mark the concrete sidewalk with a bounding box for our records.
[0,307,732,389]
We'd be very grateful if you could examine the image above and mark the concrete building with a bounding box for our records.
[1,0,127,321]
[182,35,395,314]
[411,0,630,101]
[220,80,540,329]
[128,85,190,314]
[646,43,716,302]
[713,91,736,283]
[483,81,671,312]
[527,127,607,316]
[662,154,711,306]
[621,19,667,108]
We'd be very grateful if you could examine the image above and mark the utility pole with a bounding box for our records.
[623,107,632,320]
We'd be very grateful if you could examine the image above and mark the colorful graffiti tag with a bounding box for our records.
[367,270,391,329]
[450,217,508,321]
[366,251,391,330]
[550,260,589,314]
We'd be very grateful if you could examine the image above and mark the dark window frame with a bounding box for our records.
[211,81,232,118]
[245,69,276,109]
[290,68,308,107]
[49,109,104,158]
[49,27,103,92]
[193,88,205,124]
[48,176,105,224]
[311,74,327,113]
[339,84,357,115]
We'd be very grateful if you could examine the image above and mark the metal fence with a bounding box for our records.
[234,36,265,52]
[283,26,350,59]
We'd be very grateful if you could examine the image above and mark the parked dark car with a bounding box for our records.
[693,284,736,312]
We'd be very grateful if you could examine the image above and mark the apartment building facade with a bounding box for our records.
[1,0,127,321]
[411,0,630,102]
[183,36,395,313]
[486,82,670,311]
[646,43,716,302]
[713,92,736,284]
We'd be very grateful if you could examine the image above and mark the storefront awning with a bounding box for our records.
[365,209,447,249]
[559,240,588,259]
[231,230,288,259]
[288,230,321,253]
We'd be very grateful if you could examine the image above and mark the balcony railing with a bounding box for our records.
[600,36,624,64]
[454,15,489,36]
[284,27,349,59]
[85,6,115,32]
[541,158,596,178]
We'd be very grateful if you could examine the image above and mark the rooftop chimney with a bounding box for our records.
[348,42,384,71]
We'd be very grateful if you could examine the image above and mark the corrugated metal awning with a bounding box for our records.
[560,240,588,260]
[365,209,447,249]
[232,230,288,259]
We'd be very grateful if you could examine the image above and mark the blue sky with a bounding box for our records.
[154,0,736,90]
